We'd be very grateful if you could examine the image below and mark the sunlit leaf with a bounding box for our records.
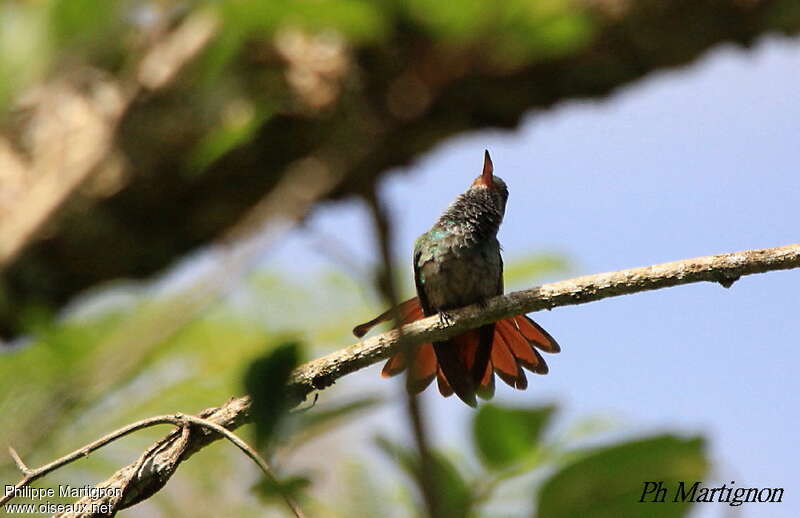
[536,435,708,518]
[473,404,556,470]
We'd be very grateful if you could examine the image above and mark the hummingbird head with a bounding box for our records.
[470,150,509,215]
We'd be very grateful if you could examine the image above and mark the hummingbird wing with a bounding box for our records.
[412,246,479,407]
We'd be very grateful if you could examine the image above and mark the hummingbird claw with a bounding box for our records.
[439,311,454,326]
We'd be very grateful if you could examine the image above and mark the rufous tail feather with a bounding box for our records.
[355,297,560,402]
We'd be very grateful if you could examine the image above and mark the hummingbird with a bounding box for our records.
[353,151,560,406]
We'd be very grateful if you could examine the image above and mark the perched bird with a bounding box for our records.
[353,151,560,406]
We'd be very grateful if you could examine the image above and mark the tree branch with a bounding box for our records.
[2,244,796,517]
[364,190,440,518]
[2,411,304,518]
[287,243,800,397]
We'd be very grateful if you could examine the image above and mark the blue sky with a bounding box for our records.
[268,35,800,516]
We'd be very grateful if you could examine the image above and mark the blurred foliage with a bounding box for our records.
[378,403,708,518]
[0,246,716,516]
[4,0,797,340]
[0,0,127,109]
[0,260,380,516]
[376,436,474,518]
[0,0,596,135]
[0,0,767,513]
[406,0,593,66]
[473,404,555,470]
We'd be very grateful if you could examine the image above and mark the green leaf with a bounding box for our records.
[536,435,708,518]
[430,452,472,518]
[473,404,556,469]
[244,341,302,448]
[376,436,473,518]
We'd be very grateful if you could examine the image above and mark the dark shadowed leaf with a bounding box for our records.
[535,435,708,518]
[252,474,311,503]
[376,436,473,518]
[244,341,301,448]
[473,404,556,469]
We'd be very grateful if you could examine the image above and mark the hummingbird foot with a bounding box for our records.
[438,311,454,327]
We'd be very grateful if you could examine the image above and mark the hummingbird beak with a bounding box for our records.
[475,150,494,187]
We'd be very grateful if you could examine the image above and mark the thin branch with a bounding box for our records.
[176,414,306,518]
[2,413,304,518]
[7,447,31,476]
[1,243,795,517]
[3,416,183,508]
[365,191,440,518]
